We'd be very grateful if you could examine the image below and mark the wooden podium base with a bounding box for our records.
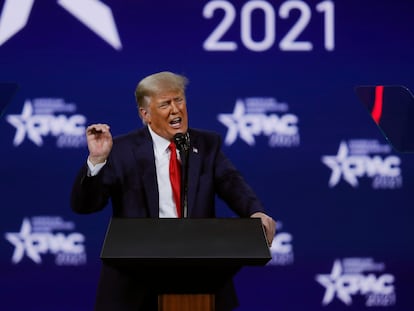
[159,294,215,311]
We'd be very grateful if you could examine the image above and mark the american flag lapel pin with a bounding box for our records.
[192,147,198,153]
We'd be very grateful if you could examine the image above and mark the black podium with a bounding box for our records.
[100,218,271,311]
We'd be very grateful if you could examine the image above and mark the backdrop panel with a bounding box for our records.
[1,1,413,310]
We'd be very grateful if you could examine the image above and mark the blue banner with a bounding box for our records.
[1,1,413,310]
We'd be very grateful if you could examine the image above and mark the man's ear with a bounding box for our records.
[139,108,150,123]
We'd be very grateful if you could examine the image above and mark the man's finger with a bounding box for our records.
[87,124,110,135]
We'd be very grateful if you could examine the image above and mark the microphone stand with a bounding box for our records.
[173,133,190,218]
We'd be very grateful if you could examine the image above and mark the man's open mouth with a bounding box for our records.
[170,117,182,128]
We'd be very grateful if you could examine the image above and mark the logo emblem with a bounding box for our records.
[0,0,122,50]
[6,98,87,148]
[218,98,300,147]
[5,216,86,266]
[321,140,402,189]
[316,258,396,306]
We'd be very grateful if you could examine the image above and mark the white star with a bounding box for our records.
[217,100,256,146]
[0,0,34,46]
[321,141,359,187]
[5,218,42,264]
[58,0,122,50]
[315,260,353,305]
[0,0,122,50]
[6,100,44,146]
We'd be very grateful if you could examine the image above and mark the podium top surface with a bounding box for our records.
[100,218,271,266]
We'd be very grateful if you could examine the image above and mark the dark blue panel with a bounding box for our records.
[1,1,413,310]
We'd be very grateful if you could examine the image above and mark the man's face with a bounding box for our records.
[140,90,188,141]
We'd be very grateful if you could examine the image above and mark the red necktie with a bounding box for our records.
[169,142,181,217]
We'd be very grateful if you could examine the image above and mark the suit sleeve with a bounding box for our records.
[213,139,265,217]
[70,163,112,214]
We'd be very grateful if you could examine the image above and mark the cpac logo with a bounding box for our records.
[321,141,402,188]
[5,218,85,265]
[271,232,292,254]
[6,99,87,147]
[267,232,294,266]
[218,99,299,147]
[315,259,395,306]
[0,0,122,50]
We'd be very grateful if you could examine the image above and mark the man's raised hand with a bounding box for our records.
[86,123,113,165]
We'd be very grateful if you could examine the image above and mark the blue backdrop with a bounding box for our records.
[1,1,413,310]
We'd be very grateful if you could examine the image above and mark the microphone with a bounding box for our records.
[173,132,190,152]
[173,132,190,218]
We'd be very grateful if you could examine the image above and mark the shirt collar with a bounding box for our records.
[147,125,171,154]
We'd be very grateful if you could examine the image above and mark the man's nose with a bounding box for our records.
[170,102,179,113]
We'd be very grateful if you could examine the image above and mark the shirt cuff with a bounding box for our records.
[87,158,106,176]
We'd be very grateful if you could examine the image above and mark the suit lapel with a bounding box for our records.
[129,128,202,218]
[131,127,159,218]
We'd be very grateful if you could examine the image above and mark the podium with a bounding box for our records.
[100,218,271,311]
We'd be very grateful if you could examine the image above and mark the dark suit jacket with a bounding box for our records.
[71,127,265,311]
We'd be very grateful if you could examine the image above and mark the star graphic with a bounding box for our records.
[315,259,352,305]
[0,0,122,50]
[217,100,256,146]
[6,100,43,146]
[5,218,42,264]
[321,141,359,187]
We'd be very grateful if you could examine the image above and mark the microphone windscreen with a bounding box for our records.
[173,132,189,151]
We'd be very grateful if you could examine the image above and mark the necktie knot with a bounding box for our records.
[169,142,181,217]
[169,141,176,153]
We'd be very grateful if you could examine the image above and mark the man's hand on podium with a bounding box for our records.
[250,212,276,246]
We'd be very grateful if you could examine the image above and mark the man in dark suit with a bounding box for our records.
[71,71,276,311]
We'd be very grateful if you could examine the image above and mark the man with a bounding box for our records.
[71,71,276,311]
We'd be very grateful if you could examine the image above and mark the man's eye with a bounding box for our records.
[159,102,169,109]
